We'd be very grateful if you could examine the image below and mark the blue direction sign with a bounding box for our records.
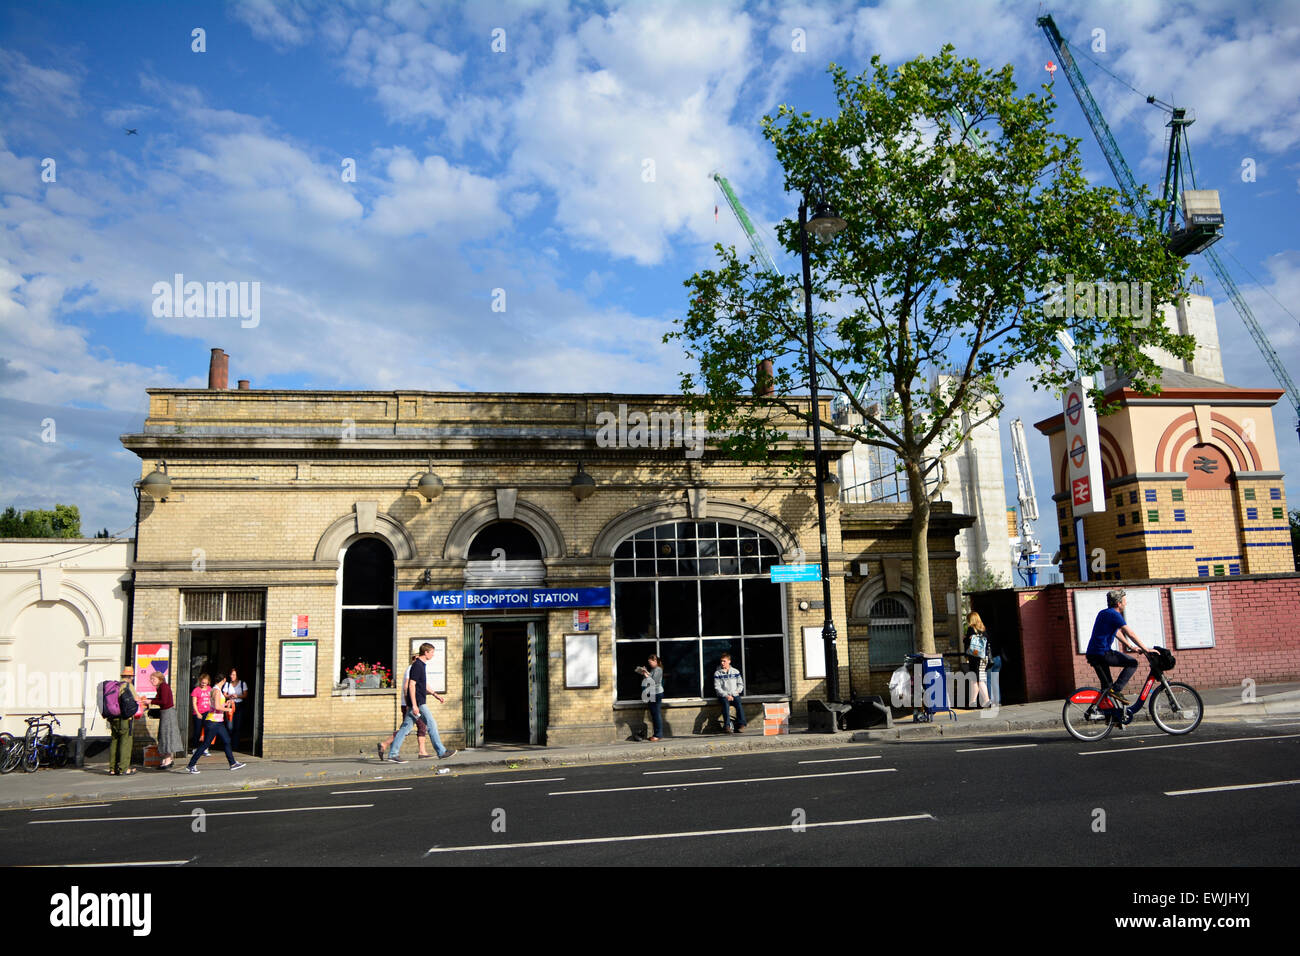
[770,564,821,583]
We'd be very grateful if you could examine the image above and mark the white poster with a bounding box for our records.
[1073,588,1165,653]
[802,626,826,679]
[408,638,448,693]
[564,633,599,689]
[280,640,317,697]
[1170,587,1215,649]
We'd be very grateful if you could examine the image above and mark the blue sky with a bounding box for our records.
[1,0,1297,566]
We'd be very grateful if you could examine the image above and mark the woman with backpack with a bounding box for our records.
[149,671,181,769]
[186,672,244,774]
[963,611,992,708]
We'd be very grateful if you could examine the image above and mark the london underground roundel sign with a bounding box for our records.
[1065,391,1082,426]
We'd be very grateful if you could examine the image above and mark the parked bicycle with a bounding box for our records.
[1063,647,1203,741]
[0,713,69,773]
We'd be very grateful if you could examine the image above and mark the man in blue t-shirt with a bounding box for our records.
[380,643,456,763]
[1085,589,1154,704]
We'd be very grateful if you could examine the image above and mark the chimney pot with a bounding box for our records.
[208,348,229,389]
[237,380,250,390]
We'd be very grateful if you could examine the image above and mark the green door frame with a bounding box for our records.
[463,615,547,746]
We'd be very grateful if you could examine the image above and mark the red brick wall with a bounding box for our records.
[1019,574,1300,700]
[1017,588,1072,700]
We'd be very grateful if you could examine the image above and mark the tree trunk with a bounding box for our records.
[907,459,936,655]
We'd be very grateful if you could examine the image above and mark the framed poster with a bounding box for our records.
[1170,587,1215,649]
[802,626,826,679]
[564,633,599,689]
[133,642,172,699]
[280,640,317,698]
[1073,588,1165,653]
[408,638,448,694]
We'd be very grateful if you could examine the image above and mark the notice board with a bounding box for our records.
[1073,588,1165,653]
[1170,586,1215,649]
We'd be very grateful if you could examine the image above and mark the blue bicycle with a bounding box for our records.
[2,713,69,773]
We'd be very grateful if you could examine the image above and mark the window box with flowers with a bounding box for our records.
[343,661,393,690]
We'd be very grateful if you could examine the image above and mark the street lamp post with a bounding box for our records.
[799,198,846,703]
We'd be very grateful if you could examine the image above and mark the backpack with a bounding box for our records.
[97,680,122,718]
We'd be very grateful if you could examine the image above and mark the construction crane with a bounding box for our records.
[1008,418,1042,585]
[1038,13,1300,444]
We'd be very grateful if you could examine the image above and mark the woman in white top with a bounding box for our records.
[221,668,248,748]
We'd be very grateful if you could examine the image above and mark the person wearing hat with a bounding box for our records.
[108,664,141,775]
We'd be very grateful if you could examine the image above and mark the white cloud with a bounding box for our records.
[0,49,84,117]
[367,151,506,237]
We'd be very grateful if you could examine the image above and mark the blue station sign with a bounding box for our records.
[769,564,822,583]
[398,587,611,612]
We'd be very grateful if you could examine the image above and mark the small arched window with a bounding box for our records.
[868,594,914,668]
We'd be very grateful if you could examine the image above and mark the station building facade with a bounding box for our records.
[123,364,972,757]
[1035,369,1291,581]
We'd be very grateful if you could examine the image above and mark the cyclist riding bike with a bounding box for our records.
[1085,589,1153,705]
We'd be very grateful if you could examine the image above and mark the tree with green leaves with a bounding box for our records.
[0,504,84,538]
[668,49,1191,654]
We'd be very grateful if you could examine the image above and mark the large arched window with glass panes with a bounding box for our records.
[613,521,786,702]
[339,537,395,682]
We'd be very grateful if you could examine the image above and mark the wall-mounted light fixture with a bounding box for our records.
[570,463,596,501]
[138,460,172,500]
[417,458,444,501]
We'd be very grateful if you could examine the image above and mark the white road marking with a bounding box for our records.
[1079,733,1300,756]
[179,796,257,803]
[329,787,412,795]
[1166,779,1300,797]
[643,767,722,775]
[955,744,1039,753]
[484,777,566,786]
[424,813,933,854]
[798,756,882,764]
[550,768,895,796]
[30,804,374,824]
[30,804,110,812]
[26,860,191,867]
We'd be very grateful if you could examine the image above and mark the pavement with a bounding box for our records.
[2,681,1297,810]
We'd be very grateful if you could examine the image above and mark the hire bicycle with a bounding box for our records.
[1063,647,1203,742]
[0,712,69,773]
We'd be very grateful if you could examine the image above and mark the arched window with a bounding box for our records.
[868,594,914,668]
[339,538,395,682]
[612,521,785,702]
[468,522,543,560]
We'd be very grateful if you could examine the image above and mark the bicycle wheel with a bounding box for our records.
[52,740,70,768]
[1150,681,1203,735]
[21,733,40,773]
[1063,687,1115,742]
[0,733,17,774]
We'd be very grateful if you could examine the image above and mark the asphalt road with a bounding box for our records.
[3,716,1298,869]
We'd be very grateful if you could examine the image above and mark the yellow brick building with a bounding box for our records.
[1035,370,1291,581]
[123,363,971,757]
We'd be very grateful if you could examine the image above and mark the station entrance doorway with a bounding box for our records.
[463,618,547,746]
[178,625,264,756]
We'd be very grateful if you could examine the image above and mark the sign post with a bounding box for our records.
[1062,378,1106,581]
